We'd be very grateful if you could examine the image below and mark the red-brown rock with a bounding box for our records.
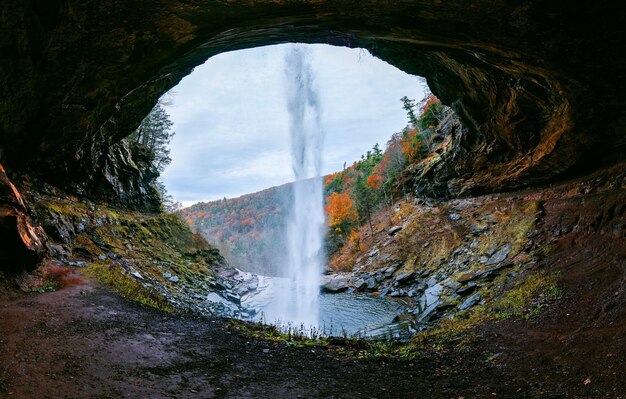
[0,164,47,272]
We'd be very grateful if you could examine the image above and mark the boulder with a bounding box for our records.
[353,279,367,291]
[320,274,350,293]
[394,272,415,285]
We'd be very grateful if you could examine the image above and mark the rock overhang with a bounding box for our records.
[0,0,624,201]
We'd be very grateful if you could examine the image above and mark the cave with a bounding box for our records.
[2,1,624,203]
[1,1,625,397]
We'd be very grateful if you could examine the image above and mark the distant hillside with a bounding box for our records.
[180,183,291,275]
[181,93,452,275]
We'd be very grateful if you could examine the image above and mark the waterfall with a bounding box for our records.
[266,44,325,329]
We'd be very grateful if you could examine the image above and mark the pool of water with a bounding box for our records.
[238,275,407,338]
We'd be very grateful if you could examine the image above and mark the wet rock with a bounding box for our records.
[42,213,75,243]
[486,244,512,265]
[76,220,87,233]
[420,283,443,310]
[456,282,478,296]
[206,292,236,309]
[366,277,377,290]
[354,279,367,291]
[211,278,231,291]
[417,301,440,323]
[441,278,461,291]
[387,226,402,236]
[224,291,241,305]
[394,272,414,285]
[458,293,481,311]
[471,221,490,235]
[48,244,68,258]
[320,274,350,293]
[384,266,397,277]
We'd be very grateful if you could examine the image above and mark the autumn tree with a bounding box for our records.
[325,191,358,240]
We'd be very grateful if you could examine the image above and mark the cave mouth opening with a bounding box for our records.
[141,42,438,337]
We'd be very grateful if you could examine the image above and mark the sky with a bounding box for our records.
[160,43,426,207]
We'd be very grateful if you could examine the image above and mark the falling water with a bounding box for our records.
[266,45,325,328]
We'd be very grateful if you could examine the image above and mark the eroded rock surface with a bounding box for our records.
[1,1,625,205]
[0,164,46,272]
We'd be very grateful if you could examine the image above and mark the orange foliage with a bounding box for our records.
[325,172,339,185]
[325,192,357,229]
[366,174,383,190]
[401,128,421,162]
[420,94,440,115]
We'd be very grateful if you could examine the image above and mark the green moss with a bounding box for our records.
[408,270,562,350]
[85,261,174,312]
[475,200,538,257]
[491,270,562,319]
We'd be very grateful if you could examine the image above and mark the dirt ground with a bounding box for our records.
[1,177,625,399]
[0,266,624,399]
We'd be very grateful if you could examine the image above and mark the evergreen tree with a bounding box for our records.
[352,174,377,236]
[128,103,175,173]
[127,102,177,212]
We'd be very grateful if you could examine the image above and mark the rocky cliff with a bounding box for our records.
[1,0,625,203]
[0,0,625,319]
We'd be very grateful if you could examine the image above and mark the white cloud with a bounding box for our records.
[161,43,426,203]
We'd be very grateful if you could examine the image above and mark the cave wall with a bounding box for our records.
[1,0,625,204]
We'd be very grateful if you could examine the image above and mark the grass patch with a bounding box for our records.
[226,319,423,359]
[227,319,329,348]
[85,262,174,313]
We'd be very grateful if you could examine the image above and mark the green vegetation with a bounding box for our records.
[34,195,224,312]
[126,101,180,212]
[180,184,289,275]
[411,270,562,348]
[86,261,174,312]
[182,91,451,268]
[227,318,422,359]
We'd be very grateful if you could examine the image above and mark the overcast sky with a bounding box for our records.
[160,43,426,207]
